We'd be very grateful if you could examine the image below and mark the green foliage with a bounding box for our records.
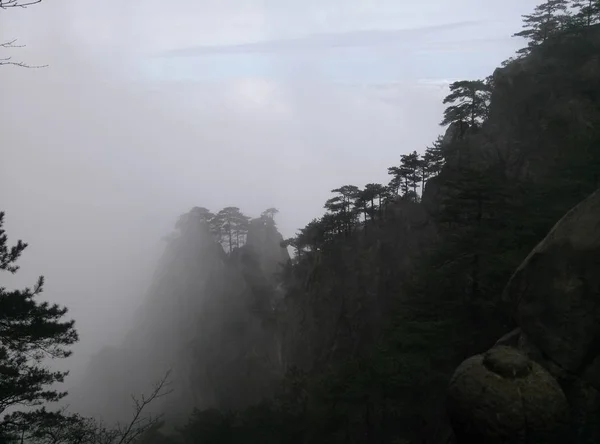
[421,137,444,186]
[513,0,570,53]
[0,212,78,439]
[173,206,285,254]
[211,207,251,252]
[261,207,279,223]
[571,0,600,27]
[386,146,444,201]
[440,79,492,127]
[0,213,173,443]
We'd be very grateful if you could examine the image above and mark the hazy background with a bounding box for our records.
[0,0,537,388]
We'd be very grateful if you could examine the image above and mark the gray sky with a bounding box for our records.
[0,0,538,383]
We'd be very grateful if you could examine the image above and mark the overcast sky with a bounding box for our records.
[0,0,538,383]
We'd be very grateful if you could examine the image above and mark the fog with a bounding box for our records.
[0,0,537,393]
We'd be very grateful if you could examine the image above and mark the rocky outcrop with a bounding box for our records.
[73,207,289,425]
[503,189,600,375]
[447,346,569,444]
[447,188,600,443]
[245,216,290,278]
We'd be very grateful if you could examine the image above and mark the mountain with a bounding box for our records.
[73,207,290,424]
[76,18,600,444]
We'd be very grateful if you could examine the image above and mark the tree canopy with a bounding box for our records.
[0,212,78,439]
[513,0,570,53]
[441,80,492,128]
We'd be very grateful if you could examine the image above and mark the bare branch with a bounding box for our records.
[1,0,47,68]
[0,41,47,68]
[0,372,173,444]
[115,370,173,444]
[1,39,24,48]
[0,57,47,68]
[0,0,42,8]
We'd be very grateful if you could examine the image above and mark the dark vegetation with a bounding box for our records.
[3,0,600,443]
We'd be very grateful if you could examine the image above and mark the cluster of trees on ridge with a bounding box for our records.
[283,78,491,257]
[284,0,600,260]
[3,0,600,443]
[173,206,279,253]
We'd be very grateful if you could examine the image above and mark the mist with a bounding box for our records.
[1,0,538,414]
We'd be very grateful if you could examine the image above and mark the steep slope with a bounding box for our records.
[280,198,437,372]
[261,23,600,444]
[73,208,289,424]
[78,20,600,444]
[448,188,600,444]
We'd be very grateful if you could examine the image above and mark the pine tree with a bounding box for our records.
[176,207,214,234]
[401,151,421,200]
[388,153,421,201]
[261,208,279,224]
[357,183,387,221]
[571,0,600,27]
[327,186,360,234]
[441,80,491,128]
[212,207,250,252]
[388,160,411,198]
[293,219,327,253]
[387,166,403,196]
[233,211,251,249]
[422,136,445,183]
[0,212,78,439]
[513,0,570,54]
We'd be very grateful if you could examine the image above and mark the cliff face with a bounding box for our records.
[280,198,438,372]
[74,209,289,424]
[273,23,600,444]
[444,27,600,444]
[73,23,600,443]
[448,188,600,444]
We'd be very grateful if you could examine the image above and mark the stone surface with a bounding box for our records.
[447,346,569,444]
[503,188,600,374]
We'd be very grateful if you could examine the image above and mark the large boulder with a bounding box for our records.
[503,188,600,377]
[447,346,569,444]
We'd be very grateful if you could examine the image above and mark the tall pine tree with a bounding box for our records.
[571,0,600,27]
[0,212,78,440]
[441,80,492,128]
[513,0,570,54]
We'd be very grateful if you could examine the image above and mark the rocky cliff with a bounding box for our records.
[443,26,600,444]
[447,188,600,444]
[280,197,437,372]
[72,21,600,444]
[270,22,600,444]
[74,208,289,424]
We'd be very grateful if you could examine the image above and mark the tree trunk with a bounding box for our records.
[365,398,373,443]
[470,90,476,126]
[470,194,483,327]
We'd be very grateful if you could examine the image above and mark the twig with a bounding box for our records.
[1,37,47,69]
[0,0,42,8]
[115,370,173,444]
[1,40,24,48]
